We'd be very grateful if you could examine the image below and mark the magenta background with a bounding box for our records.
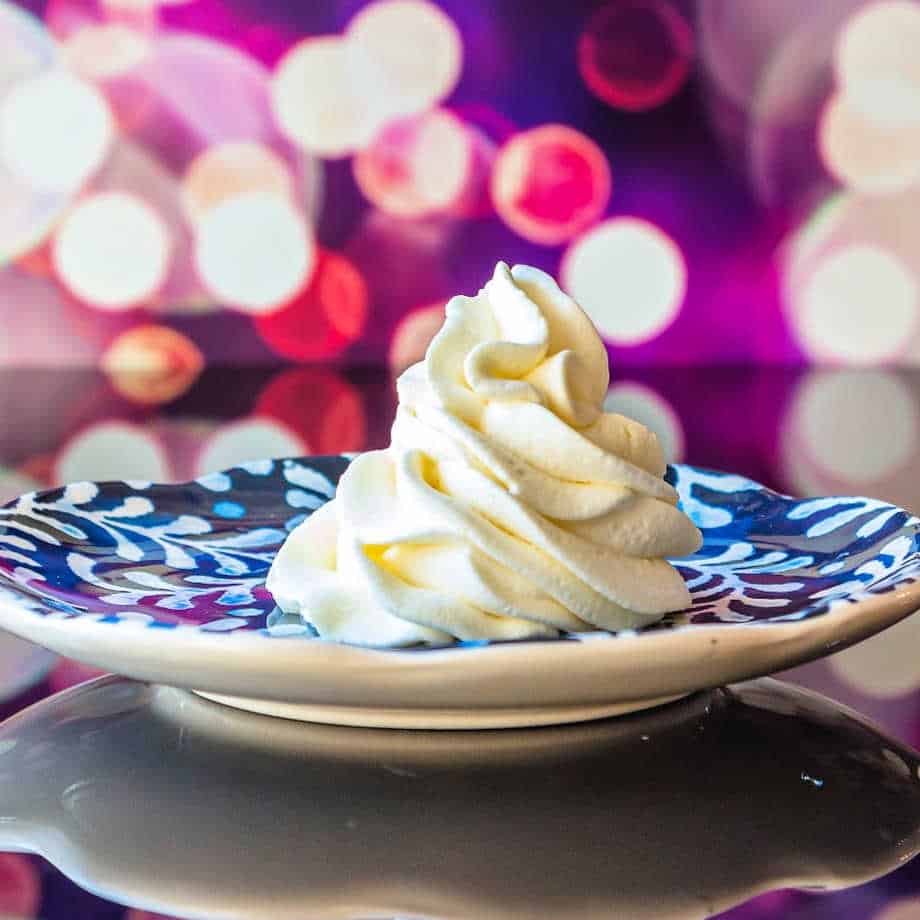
[1,0,885,371]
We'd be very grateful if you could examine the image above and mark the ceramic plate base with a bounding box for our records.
[0,455,917,729]
[194,690,691,729]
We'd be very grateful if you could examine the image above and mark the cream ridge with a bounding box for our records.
[267,262,702,646]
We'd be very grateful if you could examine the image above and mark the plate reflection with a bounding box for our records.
[0,676,915,919]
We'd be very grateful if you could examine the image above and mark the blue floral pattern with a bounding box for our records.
[0,457,917,643]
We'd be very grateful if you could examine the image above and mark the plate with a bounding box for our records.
[0,456,917,728]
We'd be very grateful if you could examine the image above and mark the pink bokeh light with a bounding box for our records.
[491,124,611,246]
[353,109,473,217]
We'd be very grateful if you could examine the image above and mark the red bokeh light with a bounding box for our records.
[491,124,611,245]
[254,248,368,361]
[255,367,367,455]
[578,0,693,112]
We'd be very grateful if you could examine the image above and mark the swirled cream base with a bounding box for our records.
[267,262,702,646]
[192,689,690,729]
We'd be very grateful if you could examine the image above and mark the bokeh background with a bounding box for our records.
[1,1,920,917]
[1,0,920,374]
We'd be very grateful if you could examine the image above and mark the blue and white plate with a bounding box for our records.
[0,456,916,728]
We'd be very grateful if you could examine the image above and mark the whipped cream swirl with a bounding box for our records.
[267,262,702,646]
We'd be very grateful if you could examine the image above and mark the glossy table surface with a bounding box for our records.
[0,365,917,920]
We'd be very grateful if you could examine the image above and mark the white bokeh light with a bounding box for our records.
[603,381,685,463]
[562,218,686,345]
[782,370,920,519]
[819,90,920,195]
[181,141,293,224]
[63,23,151,80]
[53,191,172,310]
[0,4,91,263]
[270,36,379,159]
[874,897,920,920]
[196,418,308,476]
[835,0,920,124]
[55,421,171,484]
[793,243,918,364]
[194,191,314,313]
[783,187,920,359]
[0,70,113,194]
[0,1,57,92]
[92,140,213,315]
[0,175,62,265]
[346,0,463,121]
[793,370,917,484]
[827,609,920,698]
[783,192,850,284]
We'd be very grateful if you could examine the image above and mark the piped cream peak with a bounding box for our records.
[267,262,701,646]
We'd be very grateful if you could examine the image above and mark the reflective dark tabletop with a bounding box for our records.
[0,364,917,920]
